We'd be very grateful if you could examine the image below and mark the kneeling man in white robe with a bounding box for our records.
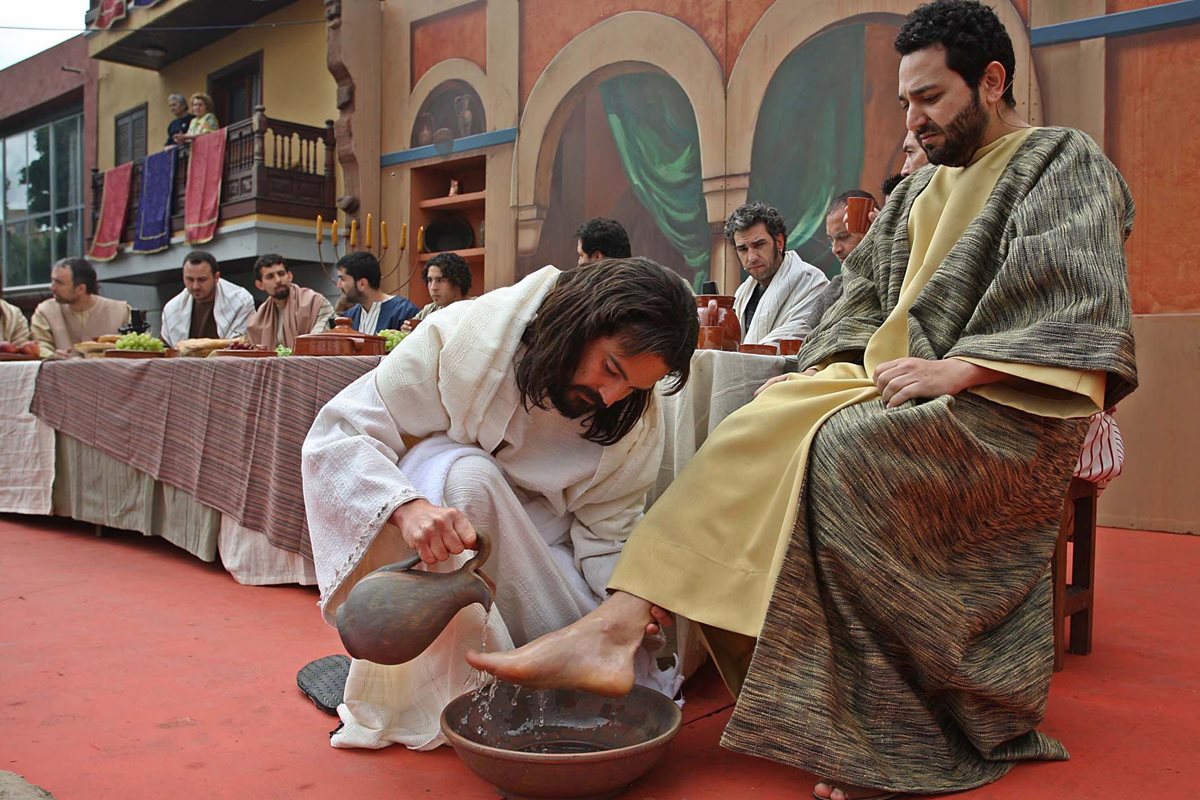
[302,258,698,750]
[730,202,829,346]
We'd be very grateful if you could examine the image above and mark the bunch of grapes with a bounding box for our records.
[115,332,165,352]
[225,339,264,351]
[275,345,293,357]
[378,329,407,353]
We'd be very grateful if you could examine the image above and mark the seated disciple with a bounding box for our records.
[1,298,33,349]
[244,254,335,350]
[805,189,881,330]
[164,93,194,148]
[30,258,131,359]
[470,4,1137,800]
[302,258,698,749]
[160,251,256,347]
[335,251,419,334]
[172,93,219,145]
[575,217,632,266]
[728,202,828,345]
[400,252,472,333]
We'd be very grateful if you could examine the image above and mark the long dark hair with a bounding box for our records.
[515,257,698,446]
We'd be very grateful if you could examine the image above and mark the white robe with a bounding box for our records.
[160,278,255,346]
[302,266,680,749]
[733,250,829,345]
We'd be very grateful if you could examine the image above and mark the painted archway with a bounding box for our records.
[513,11,726,257]
[401,58,490,149]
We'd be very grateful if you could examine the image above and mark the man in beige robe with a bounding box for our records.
[302,259,697,749]
[31,258,131,359]
[244,254,334,350]
[1,298,31,347]
[471,4,1137,799]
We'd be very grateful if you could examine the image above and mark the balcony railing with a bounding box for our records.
[92,106,335,248]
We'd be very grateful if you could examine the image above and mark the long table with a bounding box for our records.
[12,348,788,587]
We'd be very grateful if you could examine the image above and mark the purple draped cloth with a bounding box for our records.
[133,147,176,253]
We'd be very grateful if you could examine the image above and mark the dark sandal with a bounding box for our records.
[296,654,350,716]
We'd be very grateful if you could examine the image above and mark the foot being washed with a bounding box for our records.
[466,592,655,697]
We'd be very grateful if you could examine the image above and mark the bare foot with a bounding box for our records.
[813,779,900,800]
[466,592,653,697]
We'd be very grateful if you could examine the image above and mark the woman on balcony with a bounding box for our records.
[171,93,219,145]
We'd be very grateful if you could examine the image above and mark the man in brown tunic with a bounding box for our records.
[30,259,130,359]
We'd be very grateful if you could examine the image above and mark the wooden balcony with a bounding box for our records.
[91,106,335,248]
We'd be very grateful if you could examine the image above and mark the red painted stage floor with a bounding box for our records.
[1,515,1197,799]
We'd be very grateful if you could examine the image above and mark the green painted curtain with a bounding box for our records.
[600,73,711,288]
[748,25,866,276]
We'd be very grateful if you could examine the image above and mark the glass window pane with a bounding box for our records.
[27,215,53,286]
[25,126,51,217]
[5,132,29,219]
[4,219,29,287]
[54,116,83,209]
[53,208,82,263]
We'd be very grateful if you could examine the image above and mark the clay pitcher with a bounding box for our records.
[336,532,495,665]
[694,295,741,351]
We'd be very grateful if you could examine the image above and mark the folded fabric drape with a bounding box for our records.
[184,128,226,245]
[93,0,127,29]
[133,147,176,253]
[87,161,133,262]
[600,73,711,290]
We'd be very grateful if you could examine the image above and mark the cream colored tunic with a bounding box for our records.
[31,295,131,358]
[1,299,31,347]
[610,128,1102,643]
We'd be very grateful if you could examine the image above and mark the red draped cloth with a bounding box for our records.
[87,162,133,262]
[93,0,127,30]
[184,129,227,245]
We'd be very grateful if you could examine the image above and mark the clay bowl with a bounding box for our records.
[441,682,681,800]
[738,343,779,356]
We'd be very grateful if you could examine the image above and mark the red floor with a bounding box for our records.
[1,515,1197,800]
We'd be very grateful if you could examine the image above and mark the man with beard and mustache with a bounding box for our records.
[469,2,1137,799]
[301,257,697,749]
[244,254,335,350]
[335,251,419,334]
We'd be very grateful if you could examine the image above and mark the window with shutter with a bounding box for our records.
[114,104,148,165]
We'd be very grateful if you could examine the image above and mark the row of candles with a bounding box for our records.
[314,214,424,253]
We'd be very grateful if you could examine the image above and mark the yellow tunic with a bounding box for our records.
[610,128,1102,685]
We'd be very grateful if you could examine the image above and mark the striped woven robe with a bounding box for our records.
[618,128,1137,794]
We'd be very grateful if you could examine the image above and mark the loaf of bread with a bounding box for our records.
[176,338,234,357]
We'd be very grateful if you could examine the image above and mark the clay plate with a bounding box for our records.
[0,352,40,361]
[211,349,276,358]
[104,349,171,359]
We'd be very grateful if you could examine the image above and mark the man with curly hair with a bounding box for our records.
[471,3,1137,798]
[401,252,473,332]
[726,202,829,345]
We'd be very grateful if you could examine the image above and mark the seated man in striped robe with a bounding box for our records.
[469,3,1137,799]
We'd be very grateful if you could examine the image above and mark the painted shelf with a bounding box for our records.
[417,247,485,263]
[418,190,486,210]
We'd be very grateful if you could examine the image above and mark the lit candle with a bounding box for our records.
[349,219,358,248]
[399,222,408,250]
[315,214,323,242]
[365,213,373,249]
[416,225,424,253]
[330,219,339,245]
[380,221,388,250]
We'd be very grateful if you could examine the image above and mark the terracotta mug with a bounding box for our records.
[738,343,779,356]
[698,326,724,350]
[846,196,874,236]
[777,338,803,356]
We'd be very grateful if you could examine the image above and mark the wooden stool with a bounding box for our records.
[1052,477,1097,671]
